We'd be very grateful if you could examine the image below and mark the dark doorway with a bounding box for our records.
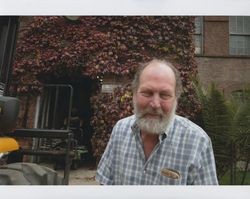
[70,77,94,154]
[45,75,98,156]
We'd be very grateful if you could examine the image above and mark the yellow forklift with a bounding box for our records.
[0,16,74,185]
[0,96,19,160]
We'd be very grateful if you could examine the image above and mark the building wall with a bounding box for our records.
[203,16,229,56]
[19,16,250,96]
[196,57,250,94]
[196,16,250,95]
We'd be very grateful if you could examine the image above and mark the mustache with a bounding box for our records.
[138,107,164,118]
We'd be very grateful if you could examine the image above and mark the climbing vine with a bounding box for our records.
[14,16,199,159]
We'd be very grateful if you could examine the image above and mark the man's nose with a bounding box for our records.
[149,94,161,109]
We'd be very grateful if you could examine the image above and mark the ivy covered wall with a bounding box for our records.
[13,16,199,158]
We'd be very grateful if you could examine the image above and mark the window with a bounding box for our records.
[194,16,203,55]
[229,16,250,55]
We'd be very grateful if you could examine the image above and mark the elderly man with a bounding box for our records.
[96,59,218,185]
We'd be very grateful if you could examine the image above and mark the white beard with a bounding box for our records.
[134,101,177,135]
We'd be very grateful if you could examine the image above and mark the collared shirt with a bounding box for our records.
[96,115,218,185]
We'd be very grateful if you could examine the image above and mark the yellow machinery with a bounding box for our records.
[0,16,65,185]
[0,137,19,153]
[0,96,20,161]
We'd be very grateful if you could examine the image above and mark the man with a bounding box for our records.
[96,59,218,185]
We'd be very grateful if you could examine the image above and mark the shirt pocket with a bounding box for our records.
[157,167,182,185]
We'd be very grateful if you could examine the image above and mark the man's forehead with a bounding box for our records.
[140,62,176,80]
[145,60,173,71]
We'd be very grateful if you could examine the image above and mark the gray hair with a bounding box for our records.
[131,59,182,98]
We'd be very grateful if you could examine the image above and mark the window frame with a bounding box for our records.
[194,16,204,55]
[229,16,250,56]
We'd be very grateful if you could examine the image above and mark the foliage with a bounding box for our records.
[195,81,250,184]
[14,16,198,116]
[195,82,232,178]
[90,84,133,160]
[229,89,250,184]
[13,16,200,159]
[219,170,250,185]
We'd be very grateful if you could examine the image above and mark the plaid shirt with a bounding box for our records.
[96,115,218,185]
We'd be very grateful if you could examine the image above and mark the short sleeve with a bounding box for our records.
[95,127,116,185]
[191,139,219,185]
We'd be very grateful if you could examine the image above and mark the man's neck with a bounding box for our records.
[140,131,159,160]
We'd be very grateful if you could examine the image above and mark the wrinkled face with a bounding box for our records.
[133,62,177,135]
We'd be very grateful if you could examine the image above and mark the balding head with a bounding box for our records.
[132,59,182,98]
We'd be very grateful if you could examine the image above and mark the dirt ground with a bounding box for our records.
[60,165,98,185]
[43,161,99,185]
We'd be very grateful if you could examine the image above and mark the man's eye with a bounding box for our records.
[141,91,152,97]
[160,93,172,99]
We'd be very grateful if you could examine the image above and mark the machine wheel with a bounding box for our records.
[0,162,63,185]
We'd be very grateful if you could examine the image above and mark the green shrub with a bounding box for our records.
[195,82,250,184]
